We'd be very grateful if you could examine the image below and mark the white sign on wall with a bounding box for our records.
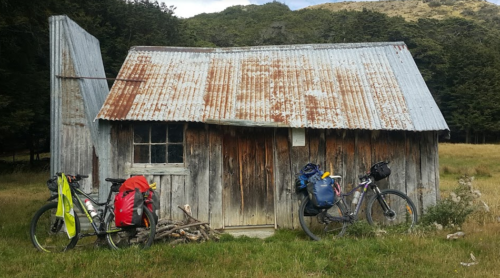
[291,128,306,147]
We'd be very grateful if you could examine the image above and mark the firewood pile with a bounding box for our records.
[152,205,221,245]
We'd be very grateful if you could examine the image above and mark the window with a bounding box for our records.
[133,123,184,164]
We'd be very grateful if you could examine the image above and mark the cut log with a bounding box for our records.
[135,204,222,244]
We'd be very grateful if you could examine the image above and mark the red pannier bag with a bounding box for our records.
[143,188,159,223]
[114,188,143,227]
[119,176,150,193]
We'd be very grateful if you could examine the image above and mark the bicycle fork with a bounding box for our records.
[373,187,396,218]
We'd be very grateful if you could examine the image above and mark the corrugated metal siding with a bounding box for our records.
[96,42,448,131]
[50,16,111,194]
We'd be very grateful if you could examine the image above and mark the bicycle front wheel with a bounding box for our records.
[298,195,348,241]
[105,205,156,250]
[30,202,80,252]
[366,189,418,233]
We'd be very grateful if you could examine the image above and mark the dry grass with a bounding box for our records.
[439,143,500,230]
[0,144,499,277]
[305,0,499,22]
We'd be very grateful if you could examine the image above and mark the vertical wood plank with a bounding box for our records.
[386,131,407,193]
[342,130,356,191]
[290,130,310,229]
[356,130,372,175]
[242,128,256,225]
[265,132,275,225]
[209,125,223,228]
[222,129,242,226]
[325,130,345,190]
[308,129,321,166]
[421,132,438,210]
[434,132,441,202]
[185,123,210,221]
[405,132,421,213]
[171,175,186,220]
[274,128,293,229]
[160,175,171,220]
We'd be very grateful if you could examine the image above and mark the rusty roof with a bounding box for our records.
[96,42,448,131]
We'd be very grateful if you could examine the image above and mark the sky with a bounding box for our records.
[163,0,500,19]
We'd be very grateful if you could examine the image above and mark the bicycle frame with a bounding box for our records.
[70,185,118,239]
[325,176,385,222]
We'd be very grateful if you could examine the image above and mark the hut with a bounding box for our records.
[51,16,449,231]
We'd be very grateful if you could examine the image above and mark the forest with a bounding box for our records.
[1,0,500,163]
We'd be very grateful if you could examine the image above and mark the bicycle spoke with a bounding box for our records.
[366,189,418,233]
[299,196,347,241]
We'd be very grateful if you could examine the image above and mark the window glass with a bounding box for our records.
[134,123,184,164]
[151,124,167,143]
[168,124,184,143]
[151,145,166,163]
[134,145,149,163]
[168,145,183,163]
[134,125,149,143]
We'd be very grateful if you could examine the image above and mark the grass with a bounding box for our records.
[0,144,499,277]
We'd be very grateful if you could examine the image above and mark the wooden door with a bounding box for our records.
[222,127,275,227]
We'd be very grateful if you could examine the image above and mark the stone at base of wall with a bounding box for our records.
[223,225,275,239]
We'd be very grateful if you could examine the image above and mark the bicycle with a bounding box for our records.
[298,162,418,241]
[30,173,156,252]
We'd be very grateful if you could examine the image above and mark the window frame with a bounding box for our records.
[132,122,185,166]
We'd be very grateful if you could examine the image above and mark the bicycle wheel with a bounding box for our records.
[105,205,156,250]
[366,189,418,233]
[298,195,348,241]
[30,202,80,252]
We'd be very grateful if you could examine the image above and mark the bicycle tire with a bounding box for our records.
[365,189,418,233]
[298,195,348,241]
[105,205,156,250]
[30,202,80,252]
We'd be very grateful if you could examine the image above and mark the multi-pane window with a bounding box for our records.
[133,123,184,164]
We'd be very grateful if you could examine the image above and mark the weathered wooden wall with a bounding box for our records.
[108,122,439,230]
[51,28,94,192]
[50,16,110,194]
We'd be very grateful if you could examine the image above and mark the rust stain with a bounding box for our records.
[220,58,234,121]
[270,57,285,123]
[203,57,217,117]
[97,43,445,132]
[106,54,151,119]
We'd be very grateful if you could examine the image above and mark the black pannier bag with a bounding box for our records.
[47,177,58,192]
[304,202,321,216]
[370,161,391,181]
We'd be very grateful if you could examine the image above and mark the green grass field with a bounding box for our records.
[0,144,499,277]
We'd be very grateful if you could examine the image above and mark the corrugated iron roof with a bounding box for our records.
[96,42,449,131]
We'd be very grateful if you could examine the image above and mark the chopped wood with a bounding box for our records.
[136,204,221,244]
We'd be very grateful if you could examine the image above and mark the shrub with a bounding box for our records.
[428,1,442,8]
[421,176,482,228]
[345,220,376,238]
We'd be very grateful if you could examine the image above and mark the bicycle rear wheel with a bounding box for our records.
[366,189,418,233]
[30,202,80,252]
[298,195,348,241]
[105,205,156,250]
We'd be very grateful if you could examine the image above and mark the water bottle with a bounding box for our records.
[85,199,98,218]
[352,190,360,205]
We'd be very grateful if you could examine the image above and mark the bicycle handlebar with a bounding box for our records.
[55,172,89,181]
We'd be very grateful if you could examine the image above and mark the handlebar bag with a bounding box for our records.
[370,162,391,181]
[307,175,335,209]
[114,188,143,227]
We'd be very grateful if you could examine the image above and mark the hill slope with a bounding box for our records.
[306,0,500,22]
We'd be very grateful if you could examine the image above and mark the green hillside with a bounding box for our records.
[307,0,500,22]
[1,0,500,162]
